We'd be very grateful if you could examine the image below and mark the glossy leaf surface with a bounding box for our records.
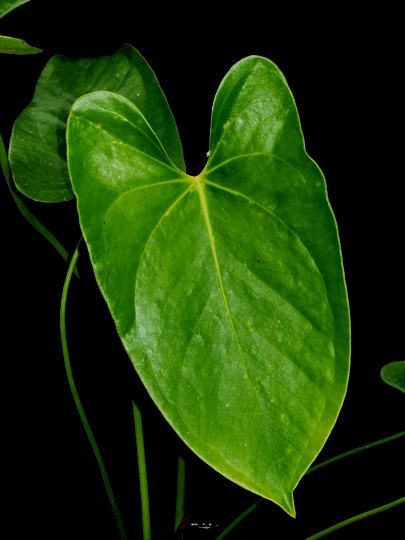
[9,43,184,201]
[66,55,350,517]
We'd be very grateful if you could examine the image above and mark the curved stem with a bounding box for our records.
[304,430,405,476]
[174,455,186,532]
[0,131,80,279]
[60,236,127,539]
[133,400,152,540]
[305,496,405,540]
[214,430,405,539]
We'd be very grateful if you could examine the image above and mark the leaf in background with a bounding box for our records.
[0,35,42,54]
[0,131,10,182]
[66,55,350,517]
[0,0,31,19]
[0,1,42,54]
[9,43,185,202]
[1,131,80,278]
[381,362,405,394]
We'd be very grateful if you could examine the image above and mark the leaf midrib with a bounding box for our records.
[195,175,259,403]
[195,174,288,493]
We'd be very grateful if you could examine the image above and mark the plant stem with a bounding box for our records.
[133,400,152,540]
[214,430,405,539]
[60,236,127,539]
[304,496,405,539]
[174,455,186,532]
[304,430,405,476]
[0,131,80,279]
[215,499,265,540]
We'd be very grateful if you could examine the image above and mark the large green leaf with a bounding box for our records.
[66,55,350,517]
[9,43,185,202]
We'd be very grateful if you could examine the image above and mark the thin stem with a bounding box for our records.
[305,496,405,540]
[0,130,80,279]
[133,400,152,540]
[214,430,405,539]
[60,236,127,540]
[215,499,265,540]
[174,455,186,532]
[304,430,405,477]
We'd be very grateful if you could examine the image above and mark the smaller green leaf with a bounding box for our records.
[0,35,42,54]
[380,361,405,394]
[1,131,80,279]
[0,0,31,19]
[9,43,184,202]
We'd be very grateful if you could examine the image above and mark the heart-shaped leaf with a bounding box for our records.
[9,43,184,201]
[66,55,350,517]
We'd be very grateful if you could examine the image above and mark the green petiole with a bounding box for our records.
[305,495,405,540]
[60,236,127,540]
[133,400,151,540]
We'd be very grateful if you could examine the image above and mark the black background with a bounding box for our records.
[2,2,403,539]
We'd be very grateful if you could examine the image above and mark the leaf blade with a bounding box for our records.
[205,56,350,493]
[0,0,31,20]
[0,35,42,54]
[9,43,185,202]
[380,361,405,394]
[67,55,350,517]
